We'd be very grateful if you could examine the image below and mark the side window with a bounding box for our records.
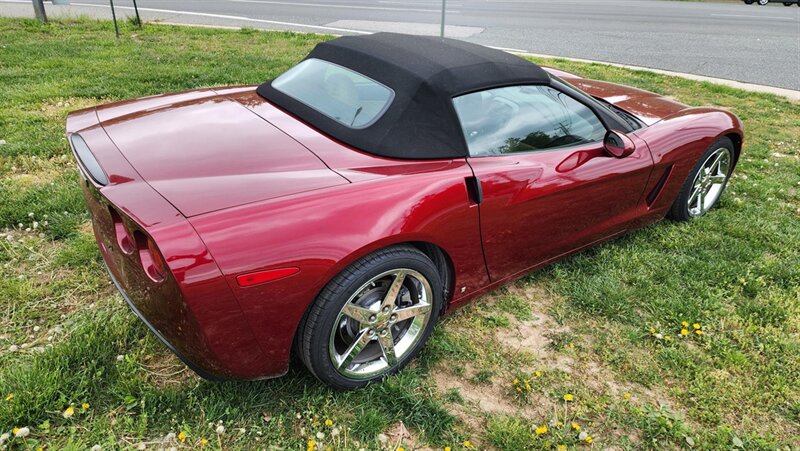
[453,85,606,157]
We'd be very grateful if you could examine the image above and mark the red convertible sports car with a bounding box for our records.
[66,34,742,389]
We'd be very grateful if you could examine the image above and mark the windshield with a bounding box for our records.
[271,58,395,129]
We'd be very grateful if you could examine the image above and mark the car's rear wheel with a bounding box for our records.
[298,246,442,389]
[758,0,769,4]
[667,137,735,221]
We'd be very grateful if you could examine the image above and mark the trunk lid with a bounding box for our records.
[97,89,348,217]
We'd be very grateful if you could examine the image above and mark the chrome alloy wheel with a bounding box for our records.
[687,147,732,217]
[328,269,433,379]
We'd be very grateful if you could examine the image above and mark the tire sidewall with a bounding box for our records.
[304,248,442,389]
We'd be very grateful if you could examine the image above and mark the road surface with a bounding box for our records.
[2,0,799,89]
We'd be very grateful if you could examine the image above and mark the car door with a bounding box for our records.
[454,85,654,282]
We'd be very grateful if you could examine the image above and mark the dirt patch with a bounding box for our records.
[382,421,430,451]
[139,349,197,388]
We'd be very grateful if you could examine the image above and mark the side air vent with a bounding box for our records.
[70,134,108,186]
[646,165,673,206]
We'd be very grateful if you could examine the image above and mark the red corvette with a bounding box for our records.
[66,34,742,389]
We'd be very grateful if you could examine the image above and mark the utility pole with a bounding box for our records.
[31,0,47,22]
[439,0,446,37]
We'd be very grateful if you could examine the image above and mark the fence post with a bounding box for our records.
[439,0,446,37]
[109,0,120,38]
[31,0,47,22]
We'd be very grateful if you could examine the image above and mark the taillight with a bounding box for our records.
[108,207,134,254]
[134,231,167,282]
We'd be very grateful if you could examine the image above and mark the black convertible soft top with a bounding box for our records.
[257,33,551,160]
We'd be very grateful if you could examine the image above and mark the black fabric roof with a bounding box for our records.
[257,33,551,159]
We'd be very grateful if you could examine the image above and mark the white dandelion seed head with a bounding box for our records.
[15,427,30,438]
[116,354,124,361]
[579,431,588,440]
[28,212,34,218]
[216,425,225,434]
[91,445,102,451]
[136,443,146,450]
[33,326,40,332]
[0,432,9,443]
[9,345,18,352]
[316,431,325,440]
[331,427,340,437]
[164,432,176,441]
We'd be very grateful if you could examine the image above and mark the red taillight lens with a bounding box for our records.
[108,207,134,254]
[134,231,167,282]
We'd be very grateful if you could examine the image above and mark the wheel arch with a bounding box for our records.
[290,238,457,360]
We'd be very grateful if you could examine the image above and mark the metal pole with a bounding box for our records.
[439,0,446,37]
[132,0,142,28]
[109,0,119,38]
[31,0,47,22]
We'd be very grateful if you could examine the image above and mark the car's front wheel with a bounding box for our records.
[298,246,442,389]
[758,0,769,4]
[667,137,735,221]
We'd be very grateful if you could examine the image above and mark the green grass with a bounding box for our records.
[1,17,798,450]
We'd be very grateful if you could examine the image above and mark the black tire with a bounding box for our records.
[298,246,442,389]
[667,137,735,221]
[743,0,754,3]
[758,0,769,5]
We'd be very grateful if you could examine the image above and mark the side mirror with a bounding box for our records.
[604,130,636,158]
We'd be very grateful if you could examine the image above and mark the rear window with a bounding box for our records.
[271,58,394,129]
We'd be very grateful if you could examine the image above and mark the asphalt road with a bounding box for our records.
[3,0,800,89]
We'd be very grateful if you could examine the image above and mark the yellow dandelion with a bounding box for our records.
[680,329,689,336]
[200,438,208,446]
[571,422,581,431]
[307,439,316,451]
[586,436,593,444]
[397,448,405,451]
[63,406,75,418]
[681,321,689,327]
[178,431,187,443]
[325,419,333,426]
[695,330,704,336]
[623,393,631,400]
[556,421,563,427]
[563,394,574,402]
[82,403,90,410]
[535,425,548,435]
[649,327,656,334]
[463,440,474,449]
[664,335,672,341]
[445,448,451,451]
[524,381,531,391]
[12,427,20,435]
[513,378,519,385]
[5,394,13,401]
[557,446,567,451]
[569,343,574,349]
[535,370,542,378]
[693,323,701,330]
[516,387,522,392]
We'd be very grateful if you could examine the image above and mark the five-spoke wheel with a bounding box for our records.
[329,269,433,379]
[668,137,735,221]
[298,246,442,389]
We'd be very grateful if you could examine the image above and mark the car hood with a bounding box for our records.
[96,89,348,217]
[544,68,689,126]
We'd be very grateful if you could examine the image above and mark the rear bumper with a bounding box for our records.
[104,263,222,381]
[69,120,284,380]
